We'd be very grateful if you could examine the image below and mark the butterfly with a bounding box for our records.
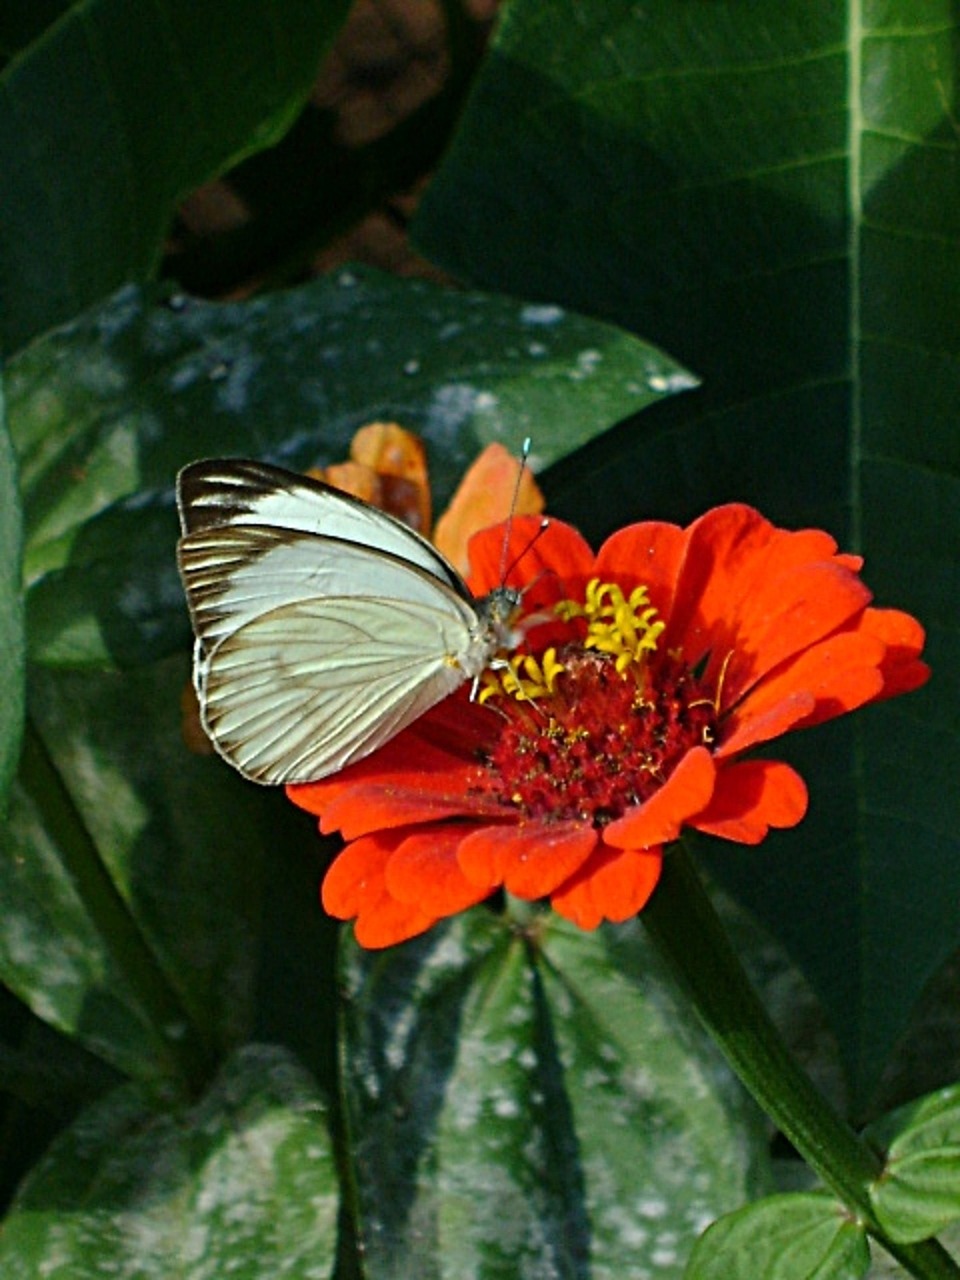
[176,458,523,785]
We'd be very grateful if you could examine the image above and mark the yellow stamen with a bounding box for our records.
[482,581,665,707]
[480,647,565,704]
[556,579,664,673]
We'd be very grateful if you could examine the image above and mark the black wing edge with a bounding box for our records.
[175,457,471,597]
[176,458,309,536]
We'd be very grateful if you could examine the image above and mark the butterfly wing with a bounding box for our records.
[177,458,466,591]
[178,523,475,654]
[176,459,504,784]
[195,592,481,784]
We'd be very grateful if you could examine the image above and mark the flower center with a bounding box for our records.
[473,581,719,826]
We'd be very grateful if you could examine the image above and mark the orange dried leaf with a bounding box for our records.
[350,422,430,532]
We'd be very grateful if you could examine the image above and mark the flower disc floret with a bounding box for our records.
[476,583,716,826]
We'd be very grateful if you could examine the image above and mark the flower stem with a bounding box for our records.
[641,842,960,1279]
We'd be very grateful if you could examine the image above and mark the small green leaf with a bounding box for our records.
[868,1084,960,1243]
[0,0,350,353]
[8,269,694,668]
[685,1193,870,1280]
[0,1044,338,1279]
[0,386,24,814]
[340,908,767,1278]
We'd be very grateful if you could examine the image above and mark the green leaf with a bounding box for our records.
[684,1193,870,1280]
[3,658,307,1087]
[0,1044,338,1279]
[413,0,960,1106]
[340,908,768,1278]
[0,0,351,355]
[0,2,71,64]
[8,268,694,668]
[867,1084,960,1243]
[0,384,24,814]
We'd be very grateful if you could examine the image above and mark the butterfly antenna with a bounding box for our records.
[498,437,535,587]
[504,518,550,588]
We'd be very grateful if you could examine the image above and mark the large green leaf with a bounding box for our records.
[8,267,694,668]
[340,908,769,1279]
[0,0,350,355]
[0,1044,338,1279]
[0,385,24,814]
[4,658,305,1086]
[414,0,960,1107]
[0,2,71,64]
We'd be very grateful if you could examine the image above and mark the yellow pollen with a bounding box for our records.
[479,646,565,704]
[480,581,666,709]
[556,579,664,673]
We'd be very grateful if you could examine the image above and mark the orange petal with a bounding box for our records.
[859,607,930,700]
[714,691,816,759]
[595,520,687,621]
[323,786,513,839]
[718,630,885,756]
[466,515,595,601]
[660,505,783,659]
[457,821,598,897]
[660,507,863,680]
[321,832,438,948]
[434,443,545,577]
[550,844,663,929]
[350,422,431,533]
[385,826,494,915]
[285,723,502,834]
[690,759,808,843]
[604,745,716,848]
[712,562,872,705]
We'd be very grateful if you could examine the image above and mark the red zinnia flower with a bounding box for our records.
[287,504,929,948]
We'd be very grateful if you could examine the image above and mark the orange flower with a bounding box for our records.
[287,502,929,950]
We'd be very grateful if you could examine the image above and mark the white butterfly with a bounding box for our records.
[176,458,522,785]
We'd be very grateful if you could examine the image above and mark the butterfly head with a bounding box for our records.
[477,584,524,652]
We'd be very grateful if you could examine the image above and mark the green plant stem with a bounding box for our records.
[641,842,960,1279]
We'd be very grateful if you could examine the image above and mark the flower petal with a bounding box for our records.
[348,421,432,534]
[321,832,438,948]
[858,607,930,701]
[604,745,716,848]
[715,562,872,705]
[320,784,512,840]
[715,690,816,759]
[434,442,545,578]
[718,630,886,757]
[661,505,788,658]
[647,506,871,701]
[385,826,495,915]
[286,726,512,839]
[457,821,598,898]
[550,843,662,929]
[595,520,687,619]
[466,515,595,600]
[691,759,808,843]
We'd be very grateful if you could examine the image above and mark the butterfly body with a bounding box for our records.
[177,459,520,785]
